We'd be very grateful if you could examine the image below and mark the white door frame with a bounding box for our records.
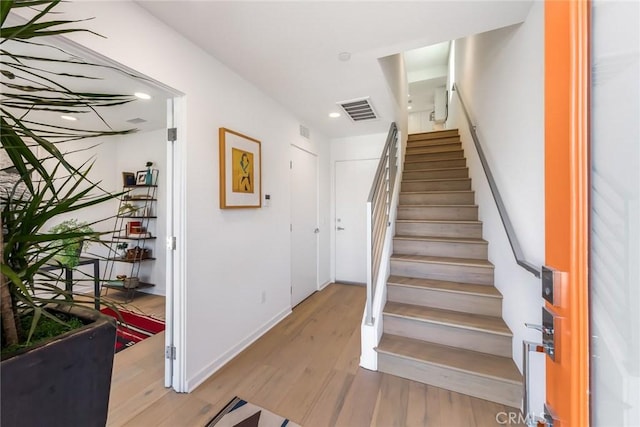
[165,95,187,391]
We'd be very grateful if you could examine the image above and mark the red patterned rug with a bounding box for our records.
[100,307,165,353]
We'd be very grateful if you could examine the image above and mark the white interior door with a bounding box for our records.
[335,159,379,284]
[290,145,318,307]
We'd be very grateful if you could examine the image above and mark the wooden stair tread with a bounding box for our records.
[396,219,482,224]
[400,190,473,194]
[408,130,459,139]
[405,156,465,164]
[406,148,462,154]
[384,301,511,335]
[377,334,522,384]
[391,253,494,268]
[402,177,471,183]
[407,141,460,148]
[393,235,487,245]
[406,144,461,152]
[387,275,501,298]
[398,204,478,208]
[403,166,468,173]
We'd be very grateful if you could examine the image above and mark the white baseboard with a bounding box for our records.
[318,280,332,291]
[185,307,291,392]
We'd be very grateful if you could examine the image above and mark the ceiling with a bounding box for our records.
[135,1,533,138]
[5,2,533,141]
[2,16,173,137]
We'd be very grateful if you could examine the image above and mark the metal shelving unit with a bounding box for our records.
[102,171,158,301]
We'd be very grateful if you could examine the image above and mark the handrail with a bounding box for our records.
[365,122,398,325]
[452,84,541,278]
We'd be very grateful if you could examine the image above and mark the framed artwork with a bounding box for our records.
[122,172,135,186]
[219,127,262,208]
[134,169,158,186]
[135,170,147,185]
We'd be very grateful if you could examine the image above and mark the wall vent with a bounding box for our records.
[337,97,378,122]
[127,117,147,124]
[299,125,310,139]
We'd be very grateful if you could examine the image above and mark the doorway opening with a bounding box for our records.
[4,30,186,391]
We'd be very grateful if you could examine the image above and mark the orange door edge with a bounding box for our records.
[544,0,590,426]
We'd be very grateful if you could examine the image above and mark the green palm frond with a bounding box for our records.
[1,0,140,348]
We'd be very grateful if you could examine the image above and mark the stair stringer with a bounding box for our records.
[359,130,406,371]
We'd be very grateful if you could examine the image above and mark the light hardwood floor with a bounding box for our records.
[106,284,521,426]
[100,289,166,320]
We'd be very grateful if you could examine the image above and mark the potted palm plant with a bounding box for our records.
[1,1,139,425]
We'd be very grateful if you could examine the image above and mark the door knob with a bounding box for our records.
[337,227,345,231]
[314,228,320,234]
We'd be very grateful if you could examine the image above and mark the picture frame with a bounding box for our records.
[219,127,262,209]
[122,172,135,186]
[135,170,147,185]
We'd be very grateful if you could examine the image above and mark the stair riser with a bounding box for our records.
[377,353,522,408]
[402,180,471,192]
[407,136,461,147]
[399,192,474,205]
[397,206,478,221]
[393,239,488,259]
[390,259,494,285]
[387,284,501,316]
[404,158,466,171]
[403,168,468,180]
[408,130,459,141]
[395,222,483,238]
[406,143,462,155]
[405,150,464,162]
[383,315,511,357]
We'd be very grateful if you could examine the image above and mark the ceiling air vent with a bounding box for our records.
[126,117,147,124]
[337,97,378,122]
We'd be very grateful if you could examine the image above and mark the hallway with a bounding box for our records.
[107,284,520,426]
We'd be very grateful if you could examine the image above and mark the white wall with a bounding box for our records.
[39,137,119,293]
[48,1,331,391]
[408,111,434,134]
[378,54,409,139]
[446,1,545,411]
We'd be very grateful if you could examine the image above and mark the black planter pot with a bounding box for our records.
[1,305,117,427]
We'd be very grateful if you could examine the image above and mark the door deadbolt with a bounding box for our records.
[526,307,558,361]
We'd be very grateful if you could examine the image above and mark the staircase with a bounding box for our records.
[376,129,523,408]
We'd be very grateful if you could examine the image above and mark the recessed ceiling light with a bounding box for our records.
[329,112,341,118]
[134,92,152,100]
[60,115,77,121]
[338,52,351,62]
[407,106,413,110]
